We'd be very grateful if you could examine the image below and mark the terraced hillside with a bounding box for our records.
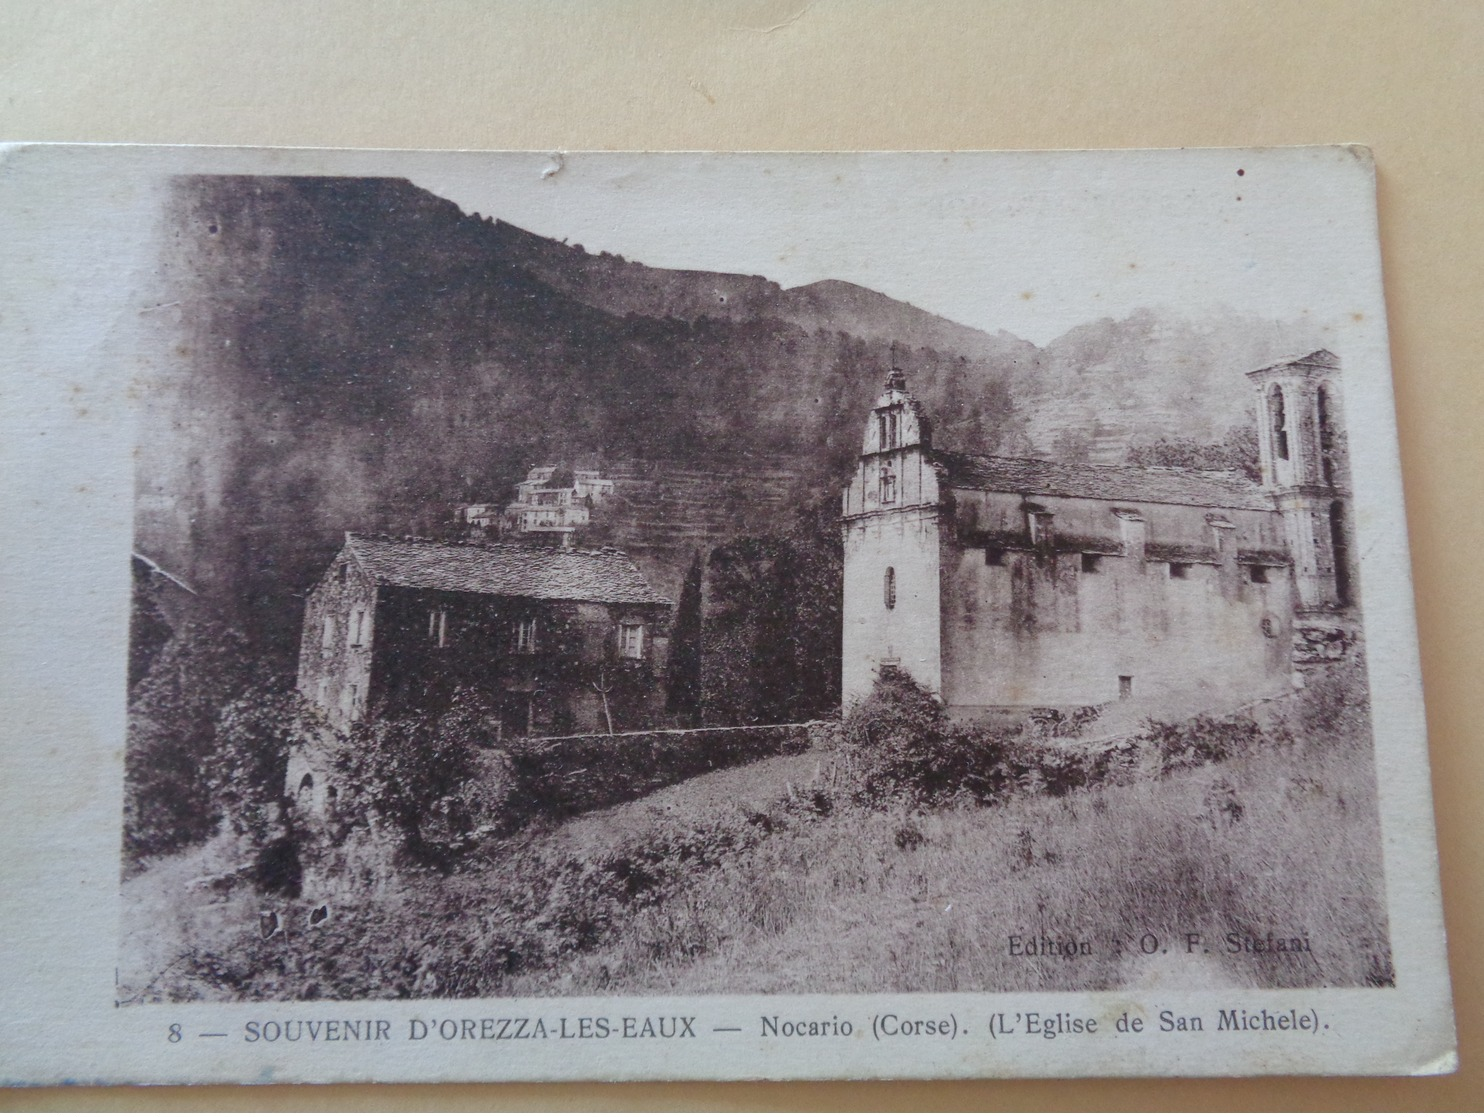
[583,457,823,597]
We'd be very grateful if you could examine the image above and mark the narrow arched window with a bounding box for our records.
[1267,385,1289,461]
[884,566,897,610]
[1317,384,1338,486]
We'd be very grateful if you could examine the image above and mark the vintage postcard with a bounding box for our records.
[0,145,1455,1083]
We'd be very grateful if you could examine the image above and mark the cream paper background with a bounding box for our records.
[1,1,1480,1109]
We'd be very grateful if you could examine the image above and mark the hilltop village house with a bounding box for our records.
[463,465,616,545]
[296,534,672,735]
[841,352,1352,717]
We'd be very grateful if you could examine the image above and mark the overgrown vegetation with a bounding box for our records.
[327,692,488,867]
[123,614,276,868]
[119,657,1391,1001]
[700,495,843,726]
[664,550,705,726]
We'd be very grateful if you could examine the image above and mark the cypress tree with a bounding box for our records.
[666,550,705,726]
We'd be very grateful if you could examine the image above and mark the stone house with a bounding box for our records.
[465,465,617,545]
[296,533,672,735]
[841,353,1352,718]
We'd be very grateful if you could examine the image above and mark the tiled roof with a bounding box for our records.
[933,450,1274,512]
[343,534,670,605]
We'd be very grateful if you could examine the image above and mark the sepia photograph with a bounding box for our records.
[0,144,1453,1084]
[115,153,1391,1005]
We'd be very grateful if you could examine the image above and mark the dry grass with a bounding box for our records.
[582,730,1389,994]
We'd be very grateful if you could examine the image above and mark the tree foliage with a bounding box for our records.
[331,689,487,864]
[700,496,842,726]
[208,686,307,848]
[122,614,259,865]
[664,551,705,726]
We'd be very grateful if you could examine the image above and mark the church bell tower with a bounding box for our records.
[840,368,944,705]
[1246,350,1352,611]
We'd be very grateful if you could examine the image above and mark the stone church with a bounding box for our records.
[841,351,1353,718]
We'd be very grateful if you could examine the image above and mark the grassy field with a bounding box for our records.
[117,661,1390,1001]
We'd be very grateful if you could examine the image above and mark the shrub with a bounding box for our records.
[331,689,487,864]
[839,667,1012,807]
[1139,713,1262,774]
[209,686,310,849]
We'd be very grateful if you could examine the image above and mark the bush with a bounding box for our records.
[835,671,1276,811]
[331,689,487,865]
[1140,713,1263,774]
[839,667,1011,807]
[209,686,310,849]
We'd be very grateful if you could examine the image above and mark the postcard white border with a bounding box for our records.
[0,144,1455,1084]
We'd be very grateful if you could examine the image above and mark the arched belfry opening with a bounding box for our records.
[1267,384,1290,462]
[1317,383,1341,487]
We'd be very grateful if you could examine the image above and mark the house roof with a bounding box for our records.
[342,534,671,605]
[933,450,1274,511]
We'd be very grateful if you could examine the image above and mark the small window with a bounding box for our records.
[884,566,897,610]
[1168,563,1190,580]
[298,772,314,794]
[336,562,348,584]
[984,547,1004,567]
[879,465,897,504]
[1081,553,1102,574]
[1028,510,1053,545]
[350,608,367,645]
[1119,675,1134,699]
[428,608,449,647]
[514,617,538,654]
[1248,565,1269,585]
[618,622,645,658]
[347,683,358,713]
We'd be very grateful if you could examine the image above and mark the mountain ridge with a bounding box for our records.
[134,175,1325,662]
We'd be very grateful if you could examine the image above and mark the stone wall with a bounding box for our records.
[296,551,378,728]
[940,491,1295,714]
[503,721,826,825]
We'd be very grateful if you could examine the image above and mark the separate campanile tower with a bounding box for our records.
[841,368,944,706]
[1246,349,1353,611]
